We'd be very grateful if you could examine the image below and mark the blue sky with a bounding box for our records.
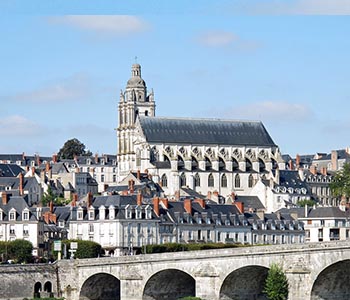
[1,0,350,157]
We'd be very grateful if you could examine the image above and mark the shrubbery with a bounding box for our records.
[53,240,102,259]
[143,242,249,254]
[0,239,33,263]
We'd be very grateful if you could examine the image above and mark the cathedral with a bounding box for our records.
[117,64,285,199]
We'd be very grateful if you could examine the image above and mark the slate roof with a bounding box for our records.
[0,164,25,177]
[139,116,276,146]
[235,195,265,211]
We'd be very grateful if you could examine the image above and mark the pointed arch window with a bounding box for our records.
[191,156,198,171]
[194,173,201,187]
[205,157,212,171]
[180,173,186,187]
[178,155,185,170]
[248,174,254,188]
[221,174,227,188]
[235,174,241,188]
[208,173,214,187]
[161,174,168,187]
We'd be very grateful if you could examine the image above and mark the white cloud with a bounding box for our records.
[195,30,261,51]
[47,15,150,35]
[196,31,238,47]
[233,0,350,15]
[11,73,91,103]
[221,101,312,122]
[0,115,44,137]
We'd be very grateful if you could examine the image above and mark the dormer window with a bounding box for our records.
[9,209,16,221]
[99,206,106,220]
[109,206,115,220]
[136,207,142,219]
[77,208,84,220]
[23,209,30,221]
[145,206,152,219]
[88,209,95,220]
[87,159,91,165]
[125,205,132,219]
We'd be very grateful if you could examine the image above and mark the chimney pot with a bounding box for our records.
[234,201,244,214]
[2,192,8,205]
[137,191,143,206]
[184,198,192,214]
[153,197,160,216]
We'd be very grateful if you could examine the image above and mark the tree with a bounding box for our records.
[7,239,33,263]
[42,186,56,206]
[59,240,102,259]
[297,199,316,207]
[57,138,92,159]
[330,163,350,200]
[263,263,289,300]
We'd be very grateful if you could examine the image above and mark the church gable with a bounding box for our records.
[139,116,276,147]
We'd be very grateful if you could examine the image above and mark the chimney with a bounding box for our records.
[87,192,93,208]
[275,168,280,185]
[45,161,50,172]
[160,198,168,209]
[71,194,78,207]
[331,150,338,171]
[94,153,99,164]
[40,170,45,183]
[31,167,35,177]
[52,154,58,163]
[49,201,53,213]
[137,190,143,206]
[36,155,41,166]
[22,152,26,161]
[289,160,294,170]
[153,197,160,216]
[296,154,301,168]
[129,179,135,194]
[2,192,8,205]
[137,170,141,180]
[194,198,205,209]
[231,192,236,201]
[19,173,24,196]
[321,167,327,176]
[310,165,317,175]
[184,198,192,214]
[234,201,244,214]
[174,190,180,201]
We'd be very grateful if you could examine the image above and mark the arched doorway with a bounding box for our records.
[80,273,120,300]
[220,266,269,300]
[311,260,350,299]
[143,269,195,300]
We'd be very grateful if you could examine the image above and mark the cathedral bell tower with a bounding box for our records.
[117,64,155,175]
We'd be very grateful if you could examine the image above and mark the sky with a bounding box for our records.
[1,0,350,158]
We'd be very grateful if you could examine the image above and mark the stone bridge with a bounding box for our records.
[2,241,350,300]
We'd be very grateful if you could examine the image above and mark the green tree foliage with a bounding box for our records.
[263,263,289,300]
[297,199,316,207]
[42,186,56,206]
[59,240,102,259]
[0,241,9,261]
[330,163,350,199]
[7,239,33,263]
[57,138,92,159]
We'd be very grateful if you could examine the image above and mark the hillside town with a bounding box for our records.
[1,64,349,260]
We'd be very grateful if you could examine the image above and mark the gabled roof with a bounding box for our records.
[139,116,276,147]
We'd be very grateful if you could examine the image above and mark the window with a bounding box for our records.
[194,173,200,187]
[23,211,29,221]
[9,212,15,221]
[113,174,116,182]
[89,210,95,220]
[89,224,94,233]
[10,225,15,235]
[161,174,168,187]
[235,174,241,188]
[180,173,186,187]
[77,210,83,220]
[208,173,214,187]
[248,174,254,188]
[221,174,227,188]
[101,175,105,182]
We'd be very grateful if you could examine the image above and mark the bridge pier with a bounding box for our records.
[195,275,220,300]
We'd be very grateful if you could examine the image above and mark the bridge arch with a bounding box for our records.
[143,268,195,300]
[220,265,269,300]
[311,259,350,300]
[79,272,120,300]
